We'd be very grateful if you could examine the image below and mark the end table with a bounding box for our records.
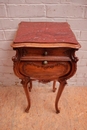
[11,22,81,113]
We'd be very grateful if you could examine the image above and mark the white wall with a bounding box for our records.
[0,0,87,86]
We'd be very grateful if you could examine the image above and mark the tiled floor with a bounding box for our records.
[0,84,87,130]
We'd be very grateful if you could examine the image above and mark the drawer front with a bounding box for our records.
[22,47,70,57]
[19,61,71,80]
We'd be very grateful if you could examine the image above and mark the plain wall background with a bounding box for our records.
[0,0,87,86]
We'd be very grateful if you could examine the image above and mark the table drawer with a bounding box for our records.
[19,60,71,81]
[22,47,70,57]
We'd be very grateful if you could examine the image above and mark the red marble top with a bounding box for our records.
[13,22,79,45]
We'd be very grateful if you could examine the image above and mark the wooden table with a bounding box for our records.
[11,22,81,113]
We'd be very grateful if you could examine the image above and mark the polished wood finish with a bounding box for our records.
[12,22,81,113]
[11,42,80,49]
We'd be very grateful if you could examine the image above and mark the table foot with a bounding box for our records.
[53,88,57,92]
[25,106,30,113]
[56,109,60,114]
[55,79,67,113]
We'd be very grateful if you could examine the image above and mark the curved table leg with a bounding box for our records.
[55,79,67,113]
[21,77,31,113]
[53,80,56,92]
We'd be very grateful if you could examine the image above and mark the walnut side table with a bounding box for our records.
[11,22,81,113]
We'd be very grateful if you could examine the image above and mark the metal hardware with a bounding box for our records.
[44,51,48,56]
[43,60,48,65]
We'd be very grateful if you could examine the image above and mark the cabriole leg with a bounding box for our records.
[21,77,31,113]
[55,80,67,113]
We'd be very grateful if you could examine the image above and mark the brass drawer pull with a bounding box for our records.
[44,51,48,56]
[43,60,48,65]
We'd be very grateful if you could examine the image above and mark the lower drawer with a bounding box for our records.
[19,61,71,80]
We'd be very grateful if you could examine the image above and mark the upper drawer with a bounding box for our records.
[21,47,70,57]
